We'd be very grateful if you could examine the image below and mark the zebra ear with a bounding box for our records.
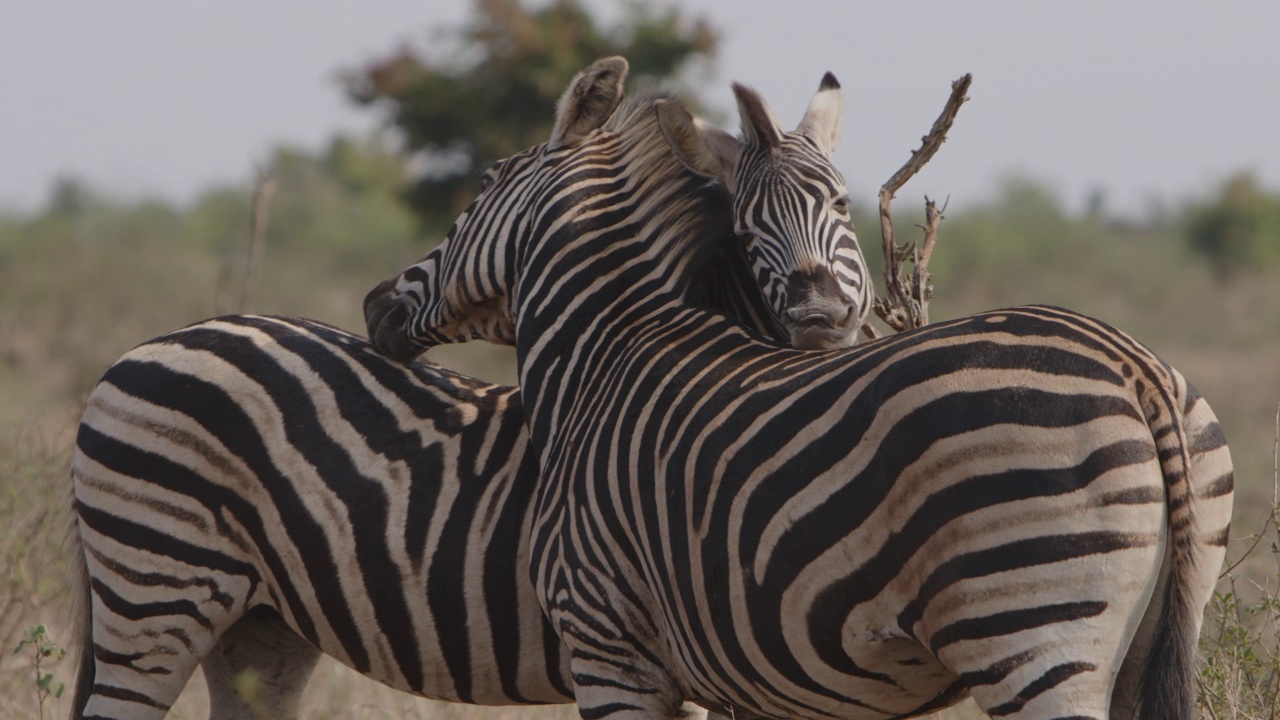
[550,56,629,150]
[655,99,743,184]
[795,71,844,157]
[732,82,784,150]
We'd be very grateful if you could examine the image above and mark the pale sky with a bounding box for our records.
[2,1,1277,217]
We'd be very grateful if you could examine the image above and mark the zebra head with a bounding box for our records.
[657,73,872,349]
[365,58,632,359]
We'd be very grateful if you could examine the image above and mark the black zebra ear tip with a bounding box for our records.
[819,72,840,91]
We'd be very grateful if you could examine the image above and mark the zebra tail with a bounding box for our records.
[66,502,95,720]
[1135,372,1201,720]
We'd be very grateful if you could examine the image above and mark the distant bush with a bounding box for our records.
[1185,173,1280,279]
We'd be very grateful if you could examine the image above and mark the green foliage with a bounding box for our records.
[179,136,417,260]
[256,137,419,252]
[344,0,718,226]
[13,624,66,719]
[1185,172,1280,279]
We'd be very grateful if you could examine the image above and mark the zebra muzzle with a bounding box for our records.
[784,302,859,349]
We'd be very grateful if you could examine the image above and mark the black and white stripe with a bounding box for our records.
[366,58,1233,720]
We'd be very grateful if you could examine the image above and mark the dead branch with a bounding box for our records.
[870,73,972,335]
[241,168,277,313]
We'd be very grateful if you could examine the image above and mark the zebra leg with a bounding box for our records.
[78,607,212,720]
[72,521,229,719]
[202,605,322,720]
[73,459,259,719]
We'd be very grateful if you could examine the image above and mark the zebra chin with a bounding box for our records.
[781,303,862,349]
[786,322,860,350]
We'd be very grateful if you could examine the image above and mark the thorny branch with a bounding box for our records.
[863,73,972,339]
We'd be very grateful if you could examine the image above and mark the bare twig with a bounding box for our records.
[1217,509,1277,580]
[872,73,972,333]
[241,168,277,313]
[912,195,947,326]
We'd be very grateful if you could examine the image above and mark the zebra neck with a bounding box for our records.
[511,194,738,452]
[695,237,785,342]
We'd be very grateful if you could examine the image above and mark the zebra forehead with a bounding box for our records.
[735,144,842,191]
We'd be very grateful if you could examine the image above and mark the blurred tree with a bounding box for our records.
[45,176,96,218]
[344,0,718,229]
[323,135,409,198]
[1083,186,1107,224]
[1185,172,1280,279]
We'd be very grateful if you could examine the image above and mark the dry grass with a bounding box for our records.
[0,431,73,720]
[1193,404,1280,720]
[160,657,579,720]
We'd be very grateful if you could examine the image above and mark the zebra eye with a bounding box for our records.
[833,196,851,214]
[480,172,497,191]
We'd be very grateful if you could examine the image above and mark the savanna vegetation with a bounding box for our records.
[2,1,1278,718]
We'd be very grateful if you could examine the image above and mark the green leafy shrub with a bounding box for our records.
[12,624,66,720]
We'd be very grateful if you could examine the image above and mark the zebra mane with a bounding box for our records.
[591,89,735,303]
[600,87,678,132]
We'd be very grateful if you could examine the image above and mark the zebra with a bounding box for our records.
[364,57,1235,719]
[66,63,872,718]
[69,315,561,719]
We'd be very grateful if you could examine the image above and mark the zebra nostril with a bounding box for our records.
[837,304,856,327]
